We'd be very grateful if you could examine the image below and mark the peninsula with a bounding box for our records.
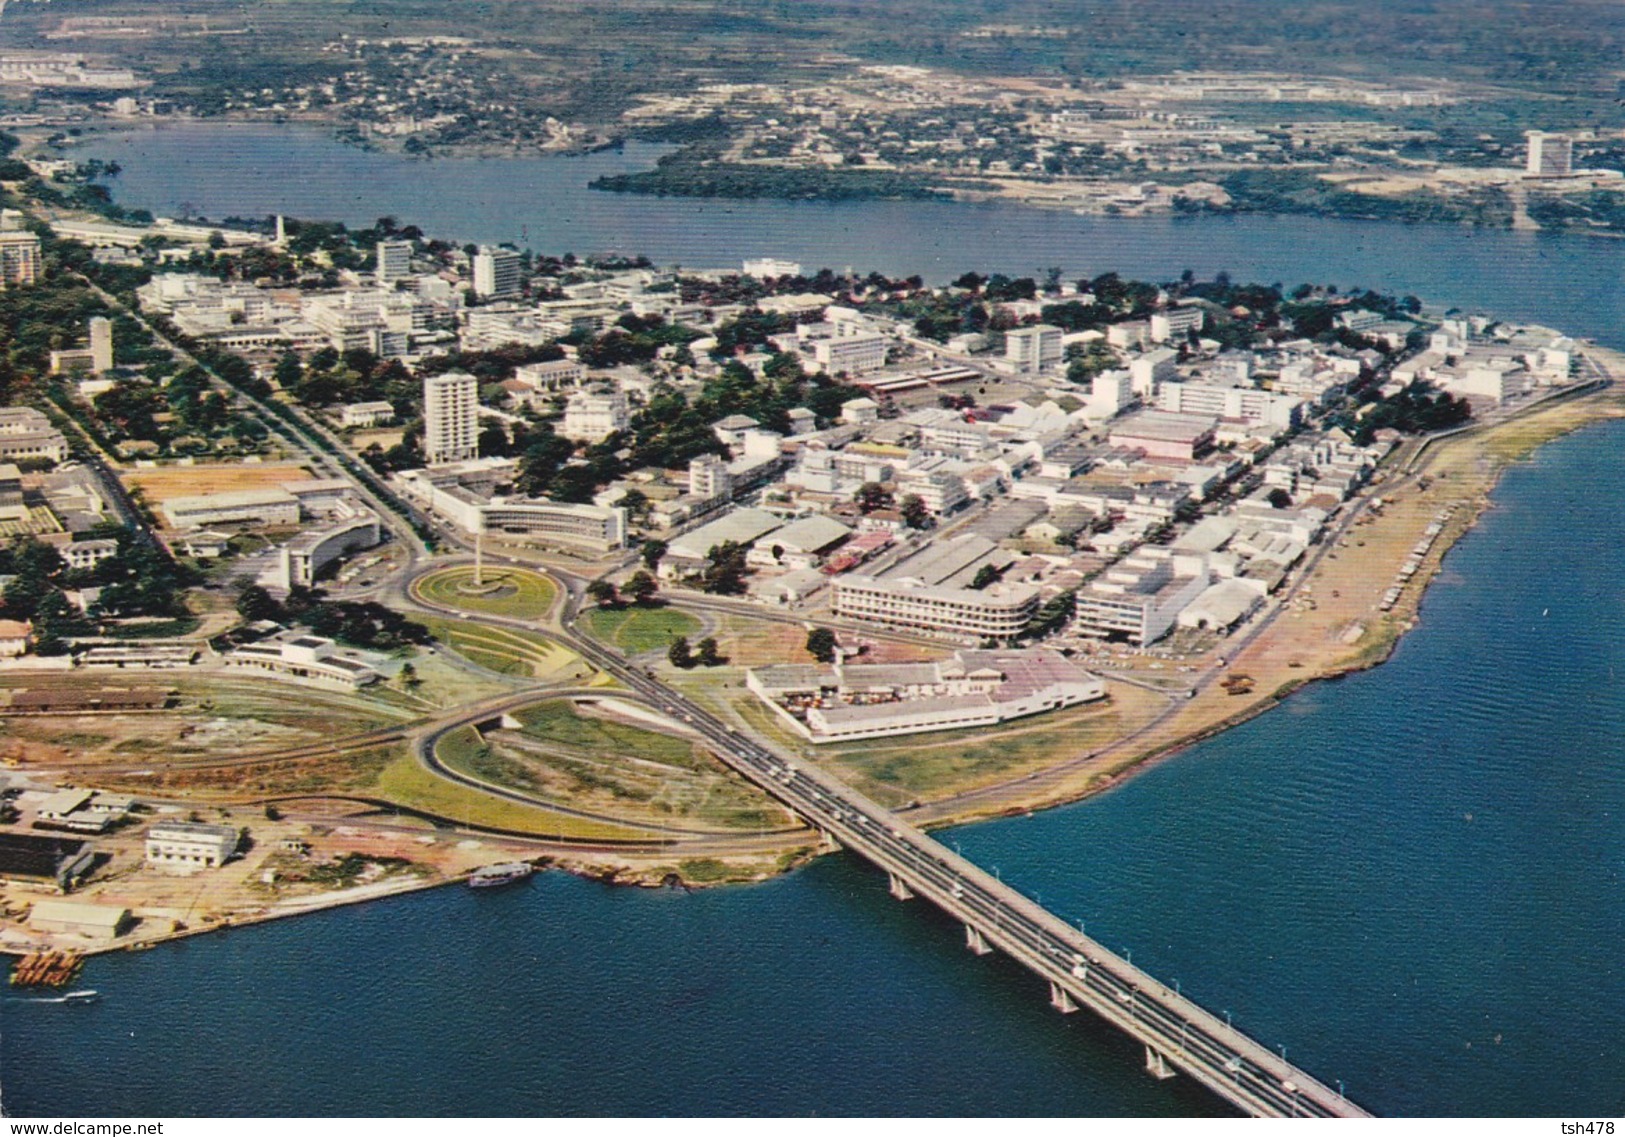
[0,153,1619,973]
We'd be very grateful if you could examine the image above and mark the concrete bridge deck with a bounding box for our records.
[559,614,1371,1118]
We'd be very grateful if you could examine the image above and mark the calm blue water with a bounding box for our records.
[3,123,1620,1117]
[80,123,1625,344]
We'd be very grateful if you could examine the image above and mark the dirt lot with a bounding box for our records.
[120,462,318,503]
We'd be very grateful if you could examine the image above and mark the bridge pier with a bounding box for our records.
[1144,1046,1177,1081]
[1048,981,1077,1014]
[887,873,915,901]
[964,924,992,955]
[819,830,842,852]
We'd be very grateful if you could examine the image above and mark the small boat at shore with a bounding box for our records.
[468,862,534,889]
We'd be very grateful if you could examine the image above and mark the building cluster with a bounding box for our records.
[1389,318,1576,407]
[156,477,386,593]
[746,648,1105,742]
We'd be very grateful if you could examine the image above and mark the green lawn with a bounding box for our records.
[414,566,558,620]
[373,748,661,841]
[418,615,585,680]
[580,604,701,654]
[513,699,699,768]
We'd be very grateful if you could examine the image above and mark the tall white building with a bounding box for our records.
[689,454,733,502]
[423,372,479,465]
[89,316,114,374]
[0,228,42,289]
[473,247,524,298]
[375,240,414,283]
[1005,324,1063,373]
[1526,131,1574,178]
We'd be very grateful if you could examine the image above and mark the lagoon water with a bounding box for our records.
[3,122,1623,1116]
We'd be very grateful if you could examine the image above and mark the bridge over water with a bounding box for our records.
[556,608,1371,1118]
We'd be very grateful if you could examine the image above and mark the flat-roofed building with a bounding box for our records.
[0,228,43,289]
[1074,549,1208,644]
[29,899,131,938]
[0,406,67,463]
[1108,409,1218,463]
[561,387,630,442]
[224,634,379,690]
[161,488,300,529]
[267,510,382,590]
[1006,324,1063,373]
[479,498,627,552]
[338,401,395,428]
[63,538,118,571]
[375,239,414,283]
[514,358,587,391]
[1150,306,1205,343]
[831,575,1038,639]
[813,334,889,376]
[1157,381,1302,430]
[145,821,239,871]
[0,832,95,892]
[473,246,524,298]
[748,647,1104,742]
[423,371,479,465]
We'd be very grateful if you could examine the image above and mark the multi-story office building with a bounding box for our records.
[375,239,414,283]
[472,246,524,299]
[423,371,479,465]
[0,229,42,289]
[1005,324,1063,373]
[478,499,628,552]
[812,333,889,376]
[831,575,1039,640]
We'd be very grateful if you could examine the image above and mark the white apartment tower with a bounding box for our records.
[1005,324,1063,373]
[423,371,479,465]
[376,240,414,284]
[0,229,42,289]
[689,454,733,502]
[473,247,524,299]
[1526,131,1574,178]
[89,316,114,374]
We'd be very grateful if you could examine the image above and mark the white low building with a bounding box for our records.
[747,649,1105,743]
[145,822,240,871]
[224,635,379,690]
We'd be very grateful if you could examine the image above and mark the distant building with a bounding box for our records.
[0,406,68,463]
[742,257,803,279]
[472,246,524,299]
[831,575,1039,640]
[1525,131,1574,178]
[62,538,118,571]
[338,401,396,429]
[266,510,382,591]
[813,333,888,376]
[561,387,630,442]
[160,488,300,529]
[423,371,479,465]
[1005,324,1063,373]
[689,454,733,503]
[224,634,379,690]
[0,228,42,289]
[145,822,240,871]
[1149,307,1205,343]
[375,239,414,283]
[0,832,95,892]
[1108,410,1217,462]
[513,358,587,391]
[28,899,131,939]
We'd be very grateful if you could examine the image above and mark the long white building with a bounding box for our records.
[831,575,1039,640]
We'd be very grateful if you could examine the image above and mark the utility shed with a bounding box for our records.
[28,899,131,939]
